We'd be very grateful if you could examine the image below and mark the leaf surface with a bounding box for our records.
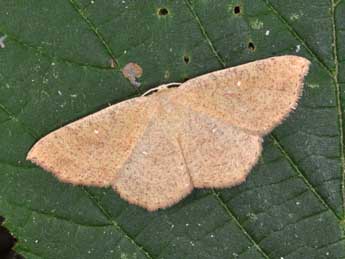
[0,0,345,258]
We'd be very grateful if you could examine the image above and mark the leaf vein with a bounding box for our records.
[212,190,271,259]
[184,0,226,67]
[16,246,45,259]
[258,209,329,244]
[262,0,334,76]
[81,187,155,259]
[330,0,345,218]
[0,103,37,139]
[335,0,344,6]
[271,135,341,220]
[0,29,110,70]
[21,203,112,228]
[0,160,35,169]
[68,0,119,67]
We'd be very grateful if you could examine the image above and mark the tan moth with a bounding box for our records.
[27,55,310,211]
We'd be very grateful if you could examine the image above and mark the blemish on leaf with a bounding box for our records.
[109,59,116,69]
[295,44,301,53]
[164,70,170,79]
[247,212,258,221]
[0,35,7,48]
[250,19,264,30]
[308,83,319,89]
[290,13,300,21]
[183,55,190,64]
[265,30,270,36]
[122,62,143,87]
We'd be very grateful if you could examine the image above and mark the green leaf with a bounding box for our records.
[0,0,344,258]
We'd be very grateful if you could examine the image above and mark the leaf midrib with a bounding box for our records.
[81,187,154,259]
[331,0,345,218]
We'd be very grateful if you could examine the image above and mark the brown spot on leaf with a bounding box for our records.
[122,62,143,87]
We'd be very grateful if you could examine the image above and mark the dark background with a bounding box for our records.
[0,216,24,259]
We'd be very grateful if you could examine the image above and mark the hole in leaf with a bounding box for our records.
[248,41,256,51]
[233,6,241,14]
[183,56,190,64]
[158,8,169,16]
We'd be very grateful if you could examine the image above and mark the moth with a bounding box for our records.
[27,55,310,211]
